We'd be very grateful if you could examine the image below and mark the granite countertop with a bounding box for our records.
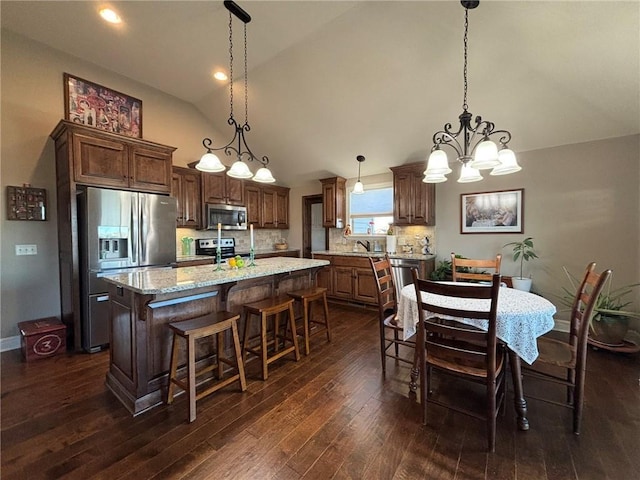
[312,250,435,261]
[236,248,300,256]
[102,257,329,295]
[175,255,215,263]
[176,249,299,263]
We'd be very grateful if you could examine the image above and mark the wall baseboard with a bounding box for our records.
[553,319,570,333]
[1,335,21,352]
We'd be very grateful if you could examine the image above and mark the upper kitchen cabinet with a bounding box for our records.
[262,185,289,229]
[390,162,436,226]
[51,120,174,194]
[172,166,201,229]
[320,176,346,228]
[244,183,290,229]
[200,171,245,206]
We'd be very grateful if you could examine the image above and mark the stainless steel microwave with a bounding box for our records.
[205,203,247,230]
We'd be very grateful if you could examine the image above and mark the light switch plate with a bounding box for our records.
[15,244,37,255]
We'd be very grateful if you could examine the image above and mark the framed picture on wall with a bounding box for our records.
[460,188,524,234]
[63,73,142,138]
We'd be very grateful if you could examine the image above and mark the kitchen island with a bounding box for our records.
[102,257,328,415]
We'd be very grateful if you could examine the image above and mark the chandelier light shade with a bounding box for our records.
[353,155,365,194]
[195,1,276,183]
[195,146,226,173]
[423,0,521,184]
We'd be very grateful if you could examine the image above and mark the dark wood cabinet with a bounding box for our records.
[320,177,346,228]
[390,162,436,226]
[50,120,176,350]
[244,184,261,225]
[244,183,290,229]
[172,166,201,228]
[312,254,378,306]
[201,172,244,206]
[62,122,173,193]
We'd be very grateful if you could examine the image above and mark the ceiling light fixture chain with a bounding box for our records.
[228,10,234,121]
[424,0,521,183]
[195,1,275,183]
[244,21,248,126]
[462,6,469,112]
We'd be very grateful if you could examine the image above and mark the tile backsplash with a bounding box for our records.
[176,228,288,255]
[328,225,436,254]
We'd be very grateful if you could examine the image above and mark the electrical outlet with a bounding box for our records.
[15,244,37,256]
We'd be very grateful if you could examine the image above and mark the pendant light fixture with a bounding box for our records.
[196,1,275,183]
[353,155,365,194]
[424,0,521,184]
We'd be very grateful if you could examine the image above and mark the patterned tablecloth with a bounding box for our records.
[397,283,556,365]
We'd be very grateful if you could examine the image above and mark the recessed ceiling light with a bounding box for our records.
[213,71,228,81]
[99,8,122,24]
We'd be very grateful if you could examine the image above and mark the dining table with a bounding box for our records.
[397,282,556,431]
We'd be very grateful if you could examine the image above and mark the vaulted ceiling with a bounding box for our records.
[2,1,639,187]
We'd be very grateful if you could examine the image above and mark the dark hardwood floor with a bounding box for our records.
[1,304,639,479]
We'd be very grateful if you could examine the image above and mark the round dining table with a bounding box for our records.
[397,282,557,430]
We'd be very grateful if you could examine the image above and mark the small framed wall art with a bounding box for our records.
[7,185,47,221]
[64,73,142,138]
[461,188,524,234]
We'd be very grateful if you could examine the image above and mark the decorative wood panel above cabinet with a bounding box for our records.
[52,120,174,194]
[390,162,435,226]
[172,166,201,228]
[320,176,346,228]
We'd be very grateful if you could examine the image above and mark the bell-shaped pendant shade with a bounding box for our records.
[353,180,364,194]
[423,172,448,183]
[196,152,226,172]
[227,160,254,179]
[490,148,522,176]
[253,166,276,183]
[425,149,452,175]
[458,163,483,183]
[470,139,500,170]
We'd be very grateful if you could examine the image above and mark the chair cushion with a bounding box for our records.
[536,336,576,368]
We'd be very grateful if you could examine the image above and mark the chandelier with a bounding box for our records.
[424,0,521,184]
[353,155,365,194]
[196,1,275,183]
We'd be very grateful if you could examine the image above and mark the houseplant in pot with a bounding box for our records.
[559,267,640,347]
[503,237,538,291]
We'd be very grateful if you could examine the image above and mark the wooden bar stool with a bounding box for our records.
[242,295,300,380]
[287,286,332,355]
[166,311,247,423]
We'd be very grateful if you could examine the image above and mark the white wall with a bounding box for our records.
[0,31,224,340]
[435,135,640,322]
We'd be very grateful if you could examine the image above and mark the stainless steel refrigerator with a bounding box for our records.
[78,186,177,352]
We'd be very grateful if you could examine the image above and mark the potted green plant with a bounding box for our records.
[558,267,640,346]
[430,254,469,281]
[503,237,538,292]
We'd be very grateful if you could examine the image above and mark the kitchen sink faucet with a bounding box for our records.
[356,240,371,252]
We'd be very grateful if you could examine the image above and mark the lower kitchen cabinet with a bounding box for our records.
[313,254,379,306]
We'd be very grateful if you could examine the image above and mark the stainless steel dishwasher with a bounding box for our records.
[389,258,421,299]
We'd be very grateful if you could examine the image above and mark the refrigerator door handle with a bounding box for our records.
[131,193,138,264]
[140,194,146,261]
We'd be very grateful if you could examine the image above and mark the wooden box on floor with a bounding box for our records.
[18,317,66,362]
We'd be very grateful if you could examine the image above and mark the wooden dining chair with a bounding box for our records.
[521,262,611,434]
[451,252,502,283]
[412,269,506,452]
[369,256,415,377]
